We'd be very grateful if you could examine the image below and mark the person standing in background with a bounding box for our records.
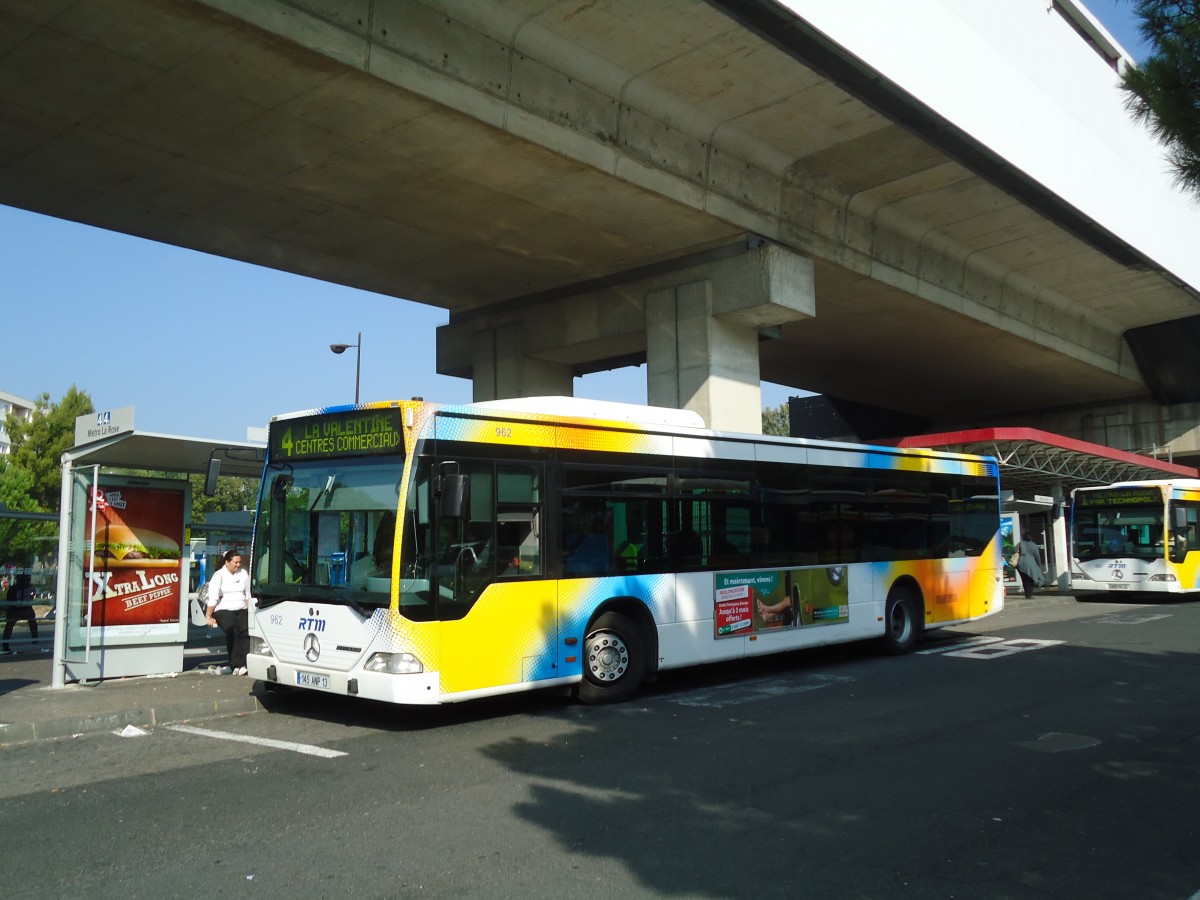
[2,573,39,654]
[205,550,252,675]
[1016,534,1045,600]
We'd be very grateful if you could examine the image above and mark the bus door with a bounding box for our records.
[1167,493,1200,589]
[431,458,556,693]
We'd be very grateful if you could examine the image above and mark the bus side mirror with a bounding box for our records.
[204,458,221,497]
[1170,535,1188,563]
[1170,508,1189,563]
[437,472,469,520]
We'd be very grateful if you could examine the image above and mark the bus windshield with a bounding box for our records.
[252,458,402,611]
[1072,504,1164,561]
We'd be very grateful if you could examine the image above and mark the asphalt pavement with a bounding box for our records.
[0,589,1067,748]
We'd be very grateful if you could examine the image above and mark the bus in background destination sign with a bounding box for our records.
[1075,487,1162,507]
[270,408,404,461]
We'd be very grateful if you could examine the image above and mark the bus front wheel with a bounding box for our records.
[579,611,646,704]
[882,586,920,655]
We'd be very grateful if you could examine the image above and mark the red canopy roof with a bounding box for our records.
[887,427,1198,494]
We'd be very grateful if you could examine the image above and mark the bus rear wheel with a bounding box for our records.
[882,586,921,655]
[578,611,646,705]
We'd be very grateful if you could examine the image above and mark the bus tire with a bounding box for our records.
[882,585,920,655]
[578,611,646,705]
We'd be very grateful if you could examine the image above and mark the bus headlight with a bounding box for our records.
[1070,570,1091,581]
[364,652,424,674]
[250,637,273,657]
[1149,573,1177,582]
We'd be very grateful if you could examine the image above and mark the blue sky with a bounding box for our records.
[1,2,1147,443]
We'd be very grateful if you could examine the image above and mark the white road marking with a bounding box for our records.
[918,636,1064,659]
[943,638,1064,659]
[1014,732,1101,753]
[1092,613,1171,625]
[167,724,347,758]
[917,636,1006,655]
[671,673,855,708]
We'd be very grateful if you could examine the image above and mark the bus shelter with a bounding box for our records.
[891,428,1200,592]
[53,408,264,687]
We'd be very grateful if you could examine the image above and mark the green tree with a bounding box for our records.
[189,473,259,522]
[1121,1,1200,198]
[0,456,37,512]
[5,386,94,512]
[762,401,790,436]
[133,469,258,522]
[0,456,56,565]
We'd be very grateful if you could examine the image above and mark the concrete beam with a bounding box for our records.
[464,323,574,402]
[436,242,814,431]
[204,0,1140,388]
[646,280,766,433]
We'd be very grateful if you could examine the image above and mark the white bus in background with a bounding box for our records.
[1071,479,1200,596]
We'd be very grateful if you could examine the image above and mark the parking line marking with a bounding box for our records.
[671,673,855,708]
[943,638,1064,659]
[167,724,347,758]
[1092,613,1171,625]
[917,636,1006,655]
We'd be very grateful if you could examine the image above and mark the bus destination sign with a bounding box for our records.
[270,408,404,461]
[1076,487,1162,508]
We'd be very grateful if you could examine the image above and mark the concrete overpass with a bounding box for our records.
[3,1,1200,455]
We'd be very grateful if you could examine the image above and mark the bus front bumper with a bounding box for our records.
[247,653,442,704]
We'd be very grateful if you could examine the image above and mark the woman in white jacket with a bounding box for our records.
[205,550,252,675]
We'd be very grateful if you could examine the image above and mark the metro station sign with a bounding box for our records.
[74,406,135,446]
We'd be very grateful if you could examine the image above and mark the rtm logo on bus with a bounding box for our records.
[299,618,326,632]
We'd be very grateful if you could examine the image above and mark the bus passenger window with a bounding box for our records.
[565,512,612,576]
[562,498,614,576]
[670,526,703,569]
[498,511,540,576]
[496,464,542,577]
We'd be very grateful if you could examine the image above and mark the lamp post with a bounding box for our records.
[329,331,361,405]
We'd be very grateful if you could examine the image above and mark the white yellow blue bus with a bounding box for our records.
[1070,479,1200,596]
[246,397,1004,705]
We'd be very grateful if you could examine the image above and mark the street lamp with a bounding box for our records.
[329,331,361,405]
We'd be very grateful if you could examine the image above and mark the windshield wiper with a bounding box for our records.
[256,586,371,616]
[309,474,339,511]
[254,583,305,609]
[333,590,370,618]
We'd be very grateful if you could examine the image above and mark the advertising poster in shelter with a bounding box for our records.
[85,482,187,638]
[714,565,850,638]
[1001,514,1019,590]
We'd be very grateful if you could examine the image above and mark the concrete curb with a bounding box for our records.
[0,692,267,747]
[1002,591,1077,611]
[3,694,268,746]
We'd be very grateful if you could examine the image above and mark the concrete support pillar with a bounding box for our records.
[436,241,816,429]
[1050,483,1070,591]
[468,324,573,402]
[646,282,765,433]
[646,243,815,434]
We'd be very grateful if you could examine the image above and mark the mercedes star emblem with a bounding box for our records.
[303,632,321,662]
